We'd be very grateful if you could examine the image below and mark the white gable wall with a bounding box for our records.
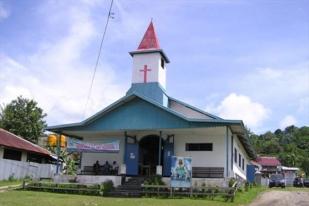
[174,127,227,172]
[232,134,250,180]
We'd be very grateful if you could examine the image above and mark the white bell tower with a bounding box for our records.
[129,21,170,90]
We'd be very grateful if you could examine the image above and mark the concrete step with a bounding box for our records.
[110,177,145,197]
[116,187,141,191]
[109,190,142,197]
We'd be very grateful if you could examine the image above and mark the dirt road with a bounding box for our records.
[249,190,309,206]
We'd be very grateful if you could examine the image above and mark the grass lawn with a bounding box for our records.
[0,180,23,187]
[0,187,267,206]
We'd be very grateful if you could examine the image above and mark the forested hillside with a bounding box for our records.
[249,126,309,176]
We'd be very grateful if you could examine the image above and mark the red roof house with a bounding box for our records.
[256,156,281,167]
[0,128,51,162]
[255,156,281,174]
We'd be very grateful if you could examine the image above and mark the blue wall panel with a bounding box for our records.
[126,82,167,106]
[163,142,174,177]
[78,98,190,131]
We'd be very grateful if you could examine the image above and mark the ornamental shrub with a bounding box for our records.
[100,180,114,196]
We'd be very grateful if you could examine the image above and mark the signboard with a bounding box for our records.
[67,138,120,153]
[170,156,192,188]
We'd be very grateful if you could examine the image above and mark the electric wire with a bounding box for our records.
[83,0,114,117]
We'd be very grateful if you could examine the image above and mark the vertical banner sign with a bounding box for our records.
[170,156,192,188]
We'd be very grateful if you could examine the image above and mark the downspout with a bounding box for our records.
[124,131,128,164]
[231,134,234,171]
[158,131,162,166]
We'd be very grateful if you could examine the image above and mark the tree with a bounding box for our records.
[261,139,282,155]
[300,158,309,177]
[62,150,78,175]
[249,125,309,176]
[48,147,79,175]
[0,96,47,143]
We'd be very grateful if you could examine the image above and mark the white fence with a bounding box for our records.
[0,159,57,180]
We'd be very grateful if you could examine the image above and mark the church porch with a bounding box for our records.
[61,126,232,180]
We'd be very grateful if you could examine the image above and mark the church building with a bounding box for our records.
[47,22,256,184]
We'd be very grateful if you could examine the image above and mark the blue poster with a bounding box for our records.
[170,156,192,188]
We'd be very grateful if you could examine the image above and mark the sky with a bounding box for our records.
[0,0,308,134]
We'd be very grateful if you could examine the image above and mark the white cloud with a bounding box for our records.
[206,93,269,129]
[0,1,126,125]
[241,66,309,101]
[258,67,282,79]
[280,115,297,129]
[298,97,309,113]
[0,2,9,21]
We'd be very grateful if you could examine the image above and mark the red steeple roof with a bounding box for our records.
[137,21,160,50]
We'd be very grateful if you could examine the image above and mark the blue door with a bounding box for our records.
[125,143,139,175]
[246,165,255,183]
[163,142,174,176]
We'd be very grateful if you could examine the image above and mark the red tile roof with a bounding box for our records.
[256,156,281,166]
[137,21,160,50]
[0,128,51,156]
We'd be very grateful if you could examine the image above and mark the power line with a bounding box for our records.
[83,0,114,117]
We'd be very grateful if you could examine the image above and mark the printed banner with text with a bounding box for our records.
[67,138,120,153]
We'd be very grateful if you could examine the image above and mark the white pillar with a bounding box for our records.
[156,165,162,175]
[21,151,27,162]
[120,164,126,175]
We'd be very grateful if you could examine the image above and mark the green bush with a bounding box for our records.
[25,181,100,195]
[228,178,236,187]
[100,180,114,196]
[244,181,249,191]
[144,175,165,185]
[23,175,32,181]
[8,174,16,181]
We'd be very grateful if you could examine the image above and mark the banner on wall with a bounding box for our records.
[67,138,120,153]
[170,156,192,188]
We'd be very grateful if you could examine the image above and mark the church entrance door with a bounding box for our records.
[139,135,163,176]
[125,142,139,175]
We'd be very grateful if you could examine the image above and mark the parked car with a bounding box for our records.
[293,177,303,187]
[269,174,285,188]
[304,179,309,187]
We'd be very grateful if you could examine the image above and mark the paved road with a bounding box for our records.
[249,190,309,206]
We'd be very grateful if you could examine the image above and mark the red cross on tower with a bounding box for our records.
[139,65,151,83]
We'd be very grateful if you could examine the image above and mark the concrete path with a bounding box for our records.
[249,190,309,206]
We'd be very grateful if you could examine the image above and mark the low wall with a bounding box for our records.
[162,177,228,187]
[0,159,56,180]
[54,175,122,187]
